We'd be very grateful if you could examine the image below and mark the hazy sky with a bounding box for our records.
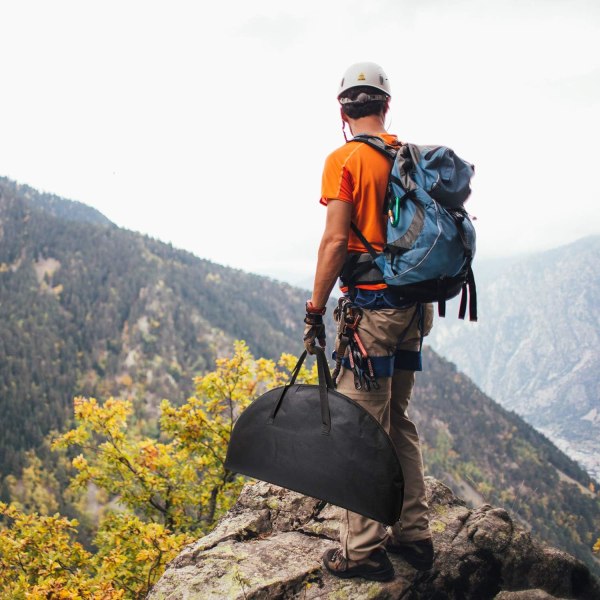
[1,0,599,285]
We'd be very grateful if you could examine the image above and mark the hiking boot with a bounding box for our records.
[322,547,394,582]
[386,537,434,571]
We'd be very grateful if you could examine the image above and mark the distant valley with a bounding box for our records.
[427,236,600,482]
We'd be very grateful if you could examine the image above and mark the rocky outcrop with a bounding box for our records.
[148,478,600,599]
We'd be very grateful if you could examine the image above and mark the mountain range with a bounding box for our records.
[0,176,598,576]
[427,236,600,482]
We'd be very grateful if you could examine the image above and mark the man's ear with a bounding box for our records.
[340,107,348,123]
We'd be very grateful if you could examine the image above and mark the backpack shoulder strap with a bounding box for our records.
[351,134,400,220]
[350,134,399,161]
[353,137,419,199]
[350,222,379,261]
[345,135,396,274]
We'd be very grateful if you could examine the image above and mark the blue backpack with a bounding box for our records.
[341,135,477,321]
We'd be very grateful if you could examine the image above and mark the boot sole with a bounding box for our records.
[323,560,395,582]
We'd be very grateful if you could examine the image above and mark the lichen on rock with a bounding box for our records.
[148,478,600,600]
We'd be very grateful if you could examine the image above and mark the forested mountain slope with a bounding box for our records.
[0,180,307,476]
[427,236,600,481]
[0,177,113,227]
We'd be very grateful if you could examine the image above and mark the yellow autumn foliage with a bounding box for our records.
[0,341,317,598]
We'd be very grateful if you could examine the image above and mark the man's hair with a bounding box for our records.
[339,86,389,119]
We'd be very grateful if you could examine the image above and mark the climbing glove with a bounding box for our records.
[303,301,326,355]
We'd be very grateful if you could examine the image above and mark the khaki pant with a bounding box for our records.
[336,303,433,560]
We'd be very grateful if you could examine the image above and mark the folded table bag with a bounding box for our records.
[225,347,404,525]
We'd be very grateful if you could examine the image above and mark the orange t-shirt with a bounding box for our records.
[320,133,400,289]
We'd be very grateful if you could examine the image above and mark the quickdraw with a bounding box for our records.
[331,297,379,391]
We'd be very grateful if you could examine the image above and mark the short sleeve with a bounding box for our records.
[320,153,354,206]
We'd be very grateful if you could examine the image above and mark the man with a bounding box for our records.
[303,62,434,582]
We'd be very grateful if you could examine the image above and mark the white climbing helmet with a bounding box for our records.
[337,62,391,99]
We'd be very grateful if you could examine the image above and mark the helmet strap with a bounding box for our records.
[342,120,349,142]
[385,110,392,132]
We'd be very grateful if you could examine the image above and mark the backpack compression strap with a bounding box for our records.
[452,209,477,322]
[459,265,477,322]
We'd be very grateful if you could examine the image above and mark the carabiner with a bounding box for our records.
[388,196,401,227]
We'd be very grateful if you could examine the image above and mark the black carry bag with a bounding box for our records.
[224,347,404,525]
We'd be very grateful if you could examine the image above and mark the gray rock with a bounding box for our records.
[148,478,600,600]
[495,591,567,600]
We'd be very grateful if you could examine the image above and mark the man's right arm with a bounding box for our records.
[310,199,352,309]
[303,199,351,354]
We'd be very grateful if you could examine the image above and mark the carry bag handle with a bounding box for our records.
[268,347,332,435]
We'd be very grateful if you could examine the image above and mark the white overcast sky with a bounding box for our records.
[1,0,599,285]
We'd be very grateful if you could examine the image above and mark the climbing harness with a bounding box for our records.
[331,297,379,391]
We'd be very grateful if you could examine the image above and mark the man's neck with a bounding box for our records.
[348,114,387,137]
